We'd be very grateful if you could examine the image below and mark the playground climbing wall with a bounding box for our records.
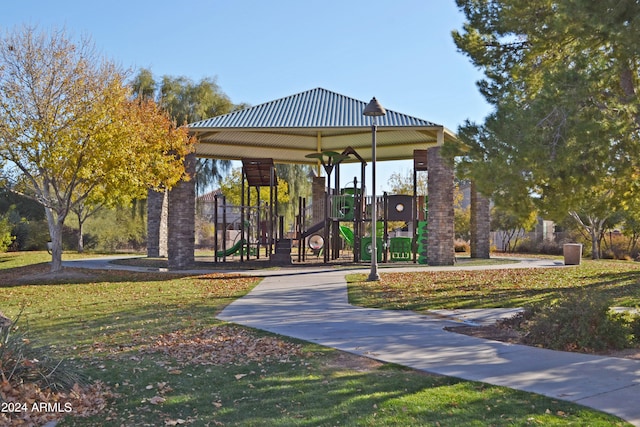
[417,220,428,264]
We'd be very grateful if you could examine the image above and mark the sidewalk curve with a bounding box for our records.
[217,260,640,426]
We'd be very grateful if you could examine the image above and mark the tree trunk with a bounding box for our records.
[77,216,84,253]
[590,227,599,260]
[569,211,607,260]
[44,207,66,273]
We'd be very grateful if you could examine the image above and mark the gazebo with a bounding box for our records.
[147,88,490,269]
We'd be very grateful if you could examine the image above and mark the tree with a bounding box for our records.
[387,170,428,196]
[454,205,471,241]
[0,27,192,271]
[275,164,313,229]
[491,206,538,252]
[449,0,640,258]
[70,202,99,253]
[617,209,640,257]
[218,168,289,209]
[132,69,237,194]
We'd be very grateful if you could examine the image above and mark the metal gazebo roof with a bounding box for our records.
[189,87,457,165]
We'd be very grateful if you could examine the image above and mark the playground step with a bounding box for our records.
[270,252,292,265]
[275,239,292,254]
[271,239,293,265]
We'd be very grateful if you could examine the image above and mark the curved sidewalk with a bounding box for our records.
[217,261,640,426]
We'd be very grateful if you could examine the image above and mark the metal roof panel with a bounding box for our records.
[190,87,440,129]
[190,88,457,163]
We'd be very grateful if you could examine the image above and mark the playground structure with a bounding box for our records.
[296,147,429,264]
[204,149,429,265]
[207,158,294,264]
[149,88,490,270]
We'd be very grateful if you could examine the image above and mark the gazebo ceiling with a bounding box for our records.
[189,88,457,165]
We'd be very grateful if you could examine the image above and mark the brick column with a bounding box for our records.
[470,181,491,259]
[147,189,168,258]
[427,146,455,266]
[168,153,196,269]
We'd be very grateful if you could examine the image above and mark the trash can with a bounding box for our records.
[563,243,583,265]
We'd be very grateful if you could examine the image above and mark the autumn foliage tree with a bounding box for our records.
[131,69,238,194]
[218,168,289,209]
[0,27,192,272]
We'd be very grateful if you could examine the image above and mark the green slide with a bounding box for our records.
[339,226,354,246]
[216,239,246,257]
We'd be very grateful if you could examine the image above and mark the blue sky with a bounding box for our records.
[1,0,491,192]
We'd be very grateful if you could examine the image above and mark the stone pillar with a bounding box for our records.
[312,176,326,225]
[427,146,455,266]
[147,189,168,258]
[470,181,491,259]
[168,153,196,269]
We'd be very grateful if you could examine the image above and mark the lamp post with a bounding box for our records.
[363,97,386,281]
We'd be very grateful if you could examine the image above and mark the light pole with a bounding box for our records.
[363,97,386,281]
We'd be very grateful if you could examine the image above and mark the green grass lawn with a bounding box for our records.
[0,252,632,426]
[348,259,640,310]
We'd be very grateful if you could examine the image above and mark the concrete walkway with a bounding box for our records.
[216,260,640,426]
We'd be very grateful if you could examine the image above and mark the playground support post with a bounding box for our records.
[297,196,302,262]
[222,195,227,261]
[241,169,245,262]
[412,195,421,263]
[214,194,218,262]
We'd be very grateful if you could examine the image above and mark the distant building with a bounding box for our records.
[197,190,241,225]
[196,190,242,248]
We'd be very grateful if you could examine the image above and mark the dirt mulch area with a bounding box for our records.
[445,324,640,360]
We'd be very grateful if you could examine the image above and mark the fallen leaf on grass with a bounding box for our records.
[0,380,116,425]
[148,396,166,405]
[139,325,303,366]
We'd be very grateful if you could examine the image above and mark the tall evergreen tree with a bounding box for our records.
[449,0,640,257]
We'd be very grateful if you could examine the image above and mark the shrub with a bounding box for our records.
[536,239,563,255]
[514,237,535,253]
[0,215,14,252]
[520,293,631,352]
[630,315,640,345]
[0,312,84,391]
[601,249,615,259]
[0,313,114,426]
[86,208,146,252]
[601,232,633,260]
[9,218,49,251]
[454,239,469,253]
